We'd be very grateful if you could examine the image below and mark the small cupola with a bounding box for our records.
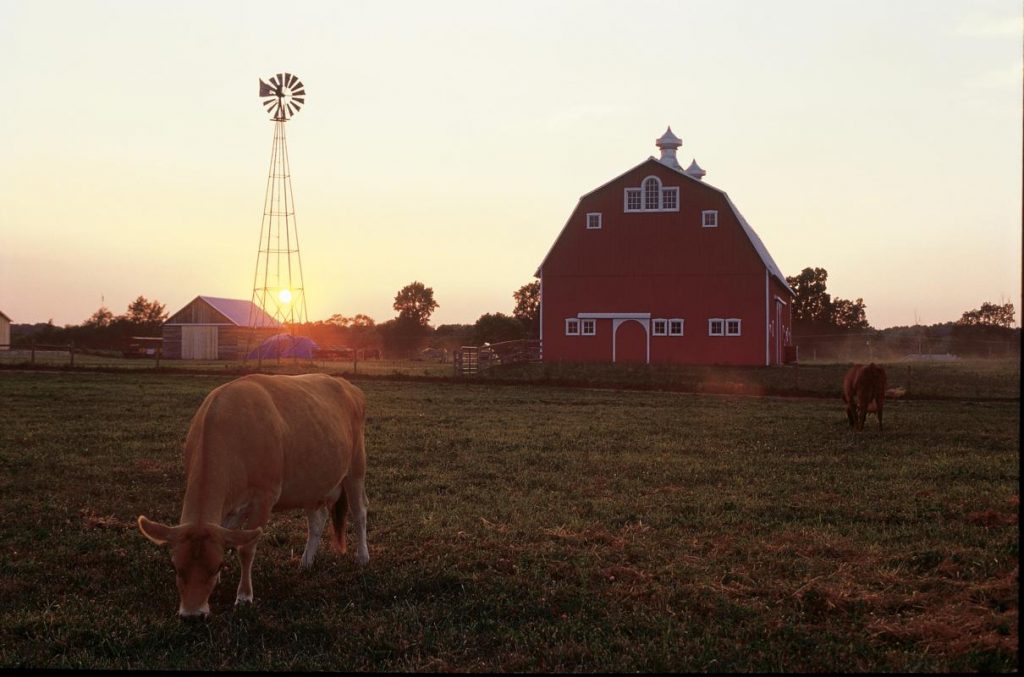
[655,126,683,170]
[684,159,706,181]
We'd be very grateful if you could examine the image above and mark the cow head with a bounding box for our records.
[137,516,261,617]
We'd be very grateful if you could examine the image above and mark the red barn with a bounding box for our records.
[536,127,795,366]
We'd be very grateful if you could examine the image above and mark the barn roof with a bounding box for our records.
[165,296,281,328]
[0,309,10,322]
[199,296,281,327]
[535,157,794,295]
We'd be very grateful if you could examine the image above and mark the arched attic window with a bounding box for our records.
[643,177,661,210]
[624,176,680,212]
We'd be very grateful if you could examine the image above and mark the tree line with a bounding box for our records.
[9,271,1015,359]
[784,266,1017,359]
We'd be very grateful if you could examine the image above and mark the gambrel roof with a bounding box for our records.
[536,157,794,295]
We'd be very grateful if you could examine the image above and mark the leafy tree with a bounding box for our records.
[785,267,870,331]
[393,281,438,327]
[831,297,869,330]
[956,301,1015,328]
[377,315,430,357]
[85,306,114,328]
[787,267,832,325]
[473,312,525,345]
[122,295,167,330]
[512,281,540,338]
[325,313,375,328]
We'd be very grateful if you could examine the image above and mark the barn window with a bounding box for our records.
[625,189,641,211]
[565,319,580,335]
[625,178,680,212]
[669,319,684,336]
[661,187,679,210]
[708,318,724,336]
[702,210,718,228]
[652,319,667,336]
[586,213,602,229]
[726,319,742,336]
[581,319,596,335]
[643,177,661,209]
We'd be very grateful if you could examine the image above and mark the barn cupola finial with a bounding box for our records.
[685,159,706,181]
[656,126,683,170]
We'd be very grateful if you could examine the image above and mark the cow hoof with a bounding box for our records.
[356,552,369,566]
[298,559,314,571]
[235,594,254,606]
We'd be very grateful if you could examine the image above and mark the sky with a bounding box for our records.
[1,0,1020,329]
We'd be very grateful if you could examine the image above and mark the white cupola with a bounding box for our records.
[685,159,706,181]
[655,126,683,170]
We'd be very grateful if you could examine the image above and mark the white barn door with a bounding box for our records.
[182,326,219,360]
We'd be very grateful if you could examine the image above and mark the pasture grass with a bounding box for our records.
[0,370,1018,671]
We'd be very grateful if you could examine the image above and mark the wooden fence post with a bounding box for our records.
[69,341,75,367]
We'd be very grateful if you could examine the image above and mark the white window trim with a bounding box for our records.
[581,319,596,336]
[702,210,718,228]
[623,175,681,213]
[652,318,668,336]
[726,318,742,336]
[708,318,725,336]
[565,318,580,336]
[586,212,602,229]
[668,318,684,336]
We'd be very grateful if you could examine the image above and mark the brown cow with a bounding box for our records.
[842,363,887,431]
[137,373,368,617]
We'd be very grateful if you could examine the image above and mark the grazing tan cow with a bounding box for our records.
[137,373,368,617]
[842,363,887,431]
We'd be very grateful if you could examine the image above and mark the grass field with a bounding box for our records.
[0,369,1018,671]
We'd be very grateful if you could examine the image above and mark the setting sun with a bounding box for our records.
[278,289,292,304]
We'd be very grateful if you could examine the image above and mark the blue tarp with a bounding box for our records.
[246,333,319,360]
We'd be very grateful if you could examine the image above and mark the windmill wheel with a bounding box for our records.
[258,72,305,120]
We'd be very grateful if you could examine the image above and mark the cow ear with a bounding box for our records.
[138,516,180,546]
[218,526,262,549]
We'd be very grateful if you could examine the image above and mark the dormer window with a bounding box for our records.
[702,210,718,228]
[586,213,602,230]
[624,176,681,212]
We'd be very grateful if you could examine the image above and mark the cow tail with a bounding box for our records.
[330,486,349,554]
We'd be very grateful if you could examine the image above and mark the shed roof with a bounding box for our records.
[199,296,282,327]
[165,296,282,328]
[0,310,10,322]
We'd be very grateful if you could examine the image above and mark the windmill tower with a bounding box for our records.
[248,72,308,339]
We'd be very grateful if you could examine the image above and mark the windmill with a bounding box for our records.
[247,72,309,354]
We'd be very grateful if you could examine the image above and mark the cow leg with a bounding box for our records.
[846,401,857,428]
[235,497,273,605]
[299,506,328,570]
[344,475,370,566]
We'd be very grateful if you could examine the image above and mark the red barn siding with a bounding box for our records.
[539,157,793,366]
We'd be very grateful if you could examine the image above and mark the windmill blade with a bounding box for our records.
[292,97,305,106]
[287,102,297,117]
[259,79,274,97]
[292,87,305,97]
[285,72,296,88]
[276,73,285,90]
[269,73,280,87]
